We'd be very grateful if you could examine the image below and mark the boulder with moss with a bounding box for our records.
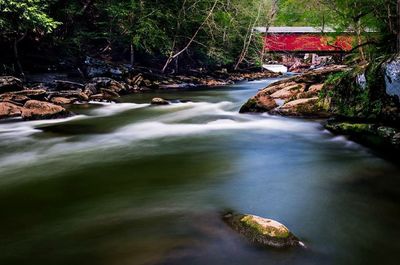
[240,65,349,116]
[223,212,302,248]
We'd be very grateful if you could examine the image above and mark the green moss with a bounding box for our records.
[240,215,290,239]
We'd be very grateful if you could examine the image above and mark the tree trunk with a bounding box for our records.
[234,0,266,70]
[130,44,135,68]
[13,38,25,80]
[161,0,218,73]
[397,0,400,52]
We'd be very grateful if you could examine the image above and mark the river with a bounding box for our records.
[1,78,400,265]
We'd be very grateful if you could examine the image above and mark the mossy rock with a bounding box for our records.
[223,213,302,248]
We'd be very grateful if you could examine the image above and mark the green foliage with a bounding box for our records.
[0,0,60,39]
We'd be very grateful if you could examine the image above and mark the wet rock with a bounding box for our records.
[223,212,302,248]
[100,88,120,100]
[270,83,306,99]
[240,96,277,113]
[86,77,129,94]
[21,100,70,120]
[0,102,23,119]
[0,93,30,105]
[14,89,47,100]
[392,133,400,146]
[54,80,84,91]
[89,94,105,101]
[277,97,328,117]
[47,90,89,102]
[0,76,23,93]
[50,97,74,105]
[377,126,397,139]
[151,97,170,105]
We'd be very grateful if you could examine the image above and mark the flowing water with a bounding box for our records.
[1,79,400,265]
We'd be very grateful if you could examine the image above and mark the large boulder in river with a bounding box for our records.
[240,96,277,113]
[276,97,329,117]
[21,100,70,120]
[223,212,302,248]
[240,65,349,117]
[0,76,23,93]
[0,102,23,119]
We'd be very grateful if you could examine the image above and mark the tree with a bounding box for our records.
[0,0,61,78]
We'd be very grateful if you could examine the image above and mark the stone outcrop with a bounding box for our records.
[325,121,400,151]
[21,100,69,120]
[223,212,302,248]
[275,97,329,117]
[0,102,23,119]
[240,65,349,117]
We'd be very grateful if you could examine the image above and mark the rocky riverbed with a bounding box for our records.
[240,61,400,154]
[0,68,279,121]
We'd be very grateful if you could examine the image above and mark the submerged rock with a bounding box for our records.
[223,212,302,248]
[21,100,70,120]
[151,97,170,105]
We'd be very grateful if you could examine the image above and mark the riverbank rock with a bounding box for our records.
[21,100,70,120]
[151,97,170,105]
[223,212,301,248]
[240,65,350,117]
[275,97,330,117]
[54,80,84,91]
[0,102,23,119]
[50,97,74,105]
[0,76,23,93]
[325,121,400,151]
[239,96,277,113]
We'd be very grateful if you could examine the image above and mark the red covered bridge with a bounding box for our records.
[254,27,354,53]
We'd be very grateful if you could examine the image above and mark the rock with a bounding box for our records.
[0,76,23,93]
[100,88,120,100]
[89,94,105,101]
[240,96,277,113]
[0,102,23,119]
[392,133,400,146]
[86,77,129,94]
[0,93,30,105]
[21,100,70,120]
[47,90,89,102]
[151,97,170,105]
[277,97,328,117]
[54,80,84,91]
[223,212,302,248]
[50,97,74,105]
[377,126,397,139]
[13,89,47,100]
[270,83,306,99]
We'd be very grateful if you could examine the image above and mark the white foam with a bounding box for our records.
[90,102,150,116]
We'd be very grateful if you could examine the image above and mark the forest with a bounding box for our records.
[0,0,398,77]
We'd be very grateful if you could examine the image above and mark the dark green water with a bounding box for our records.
[1,79,400,265]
